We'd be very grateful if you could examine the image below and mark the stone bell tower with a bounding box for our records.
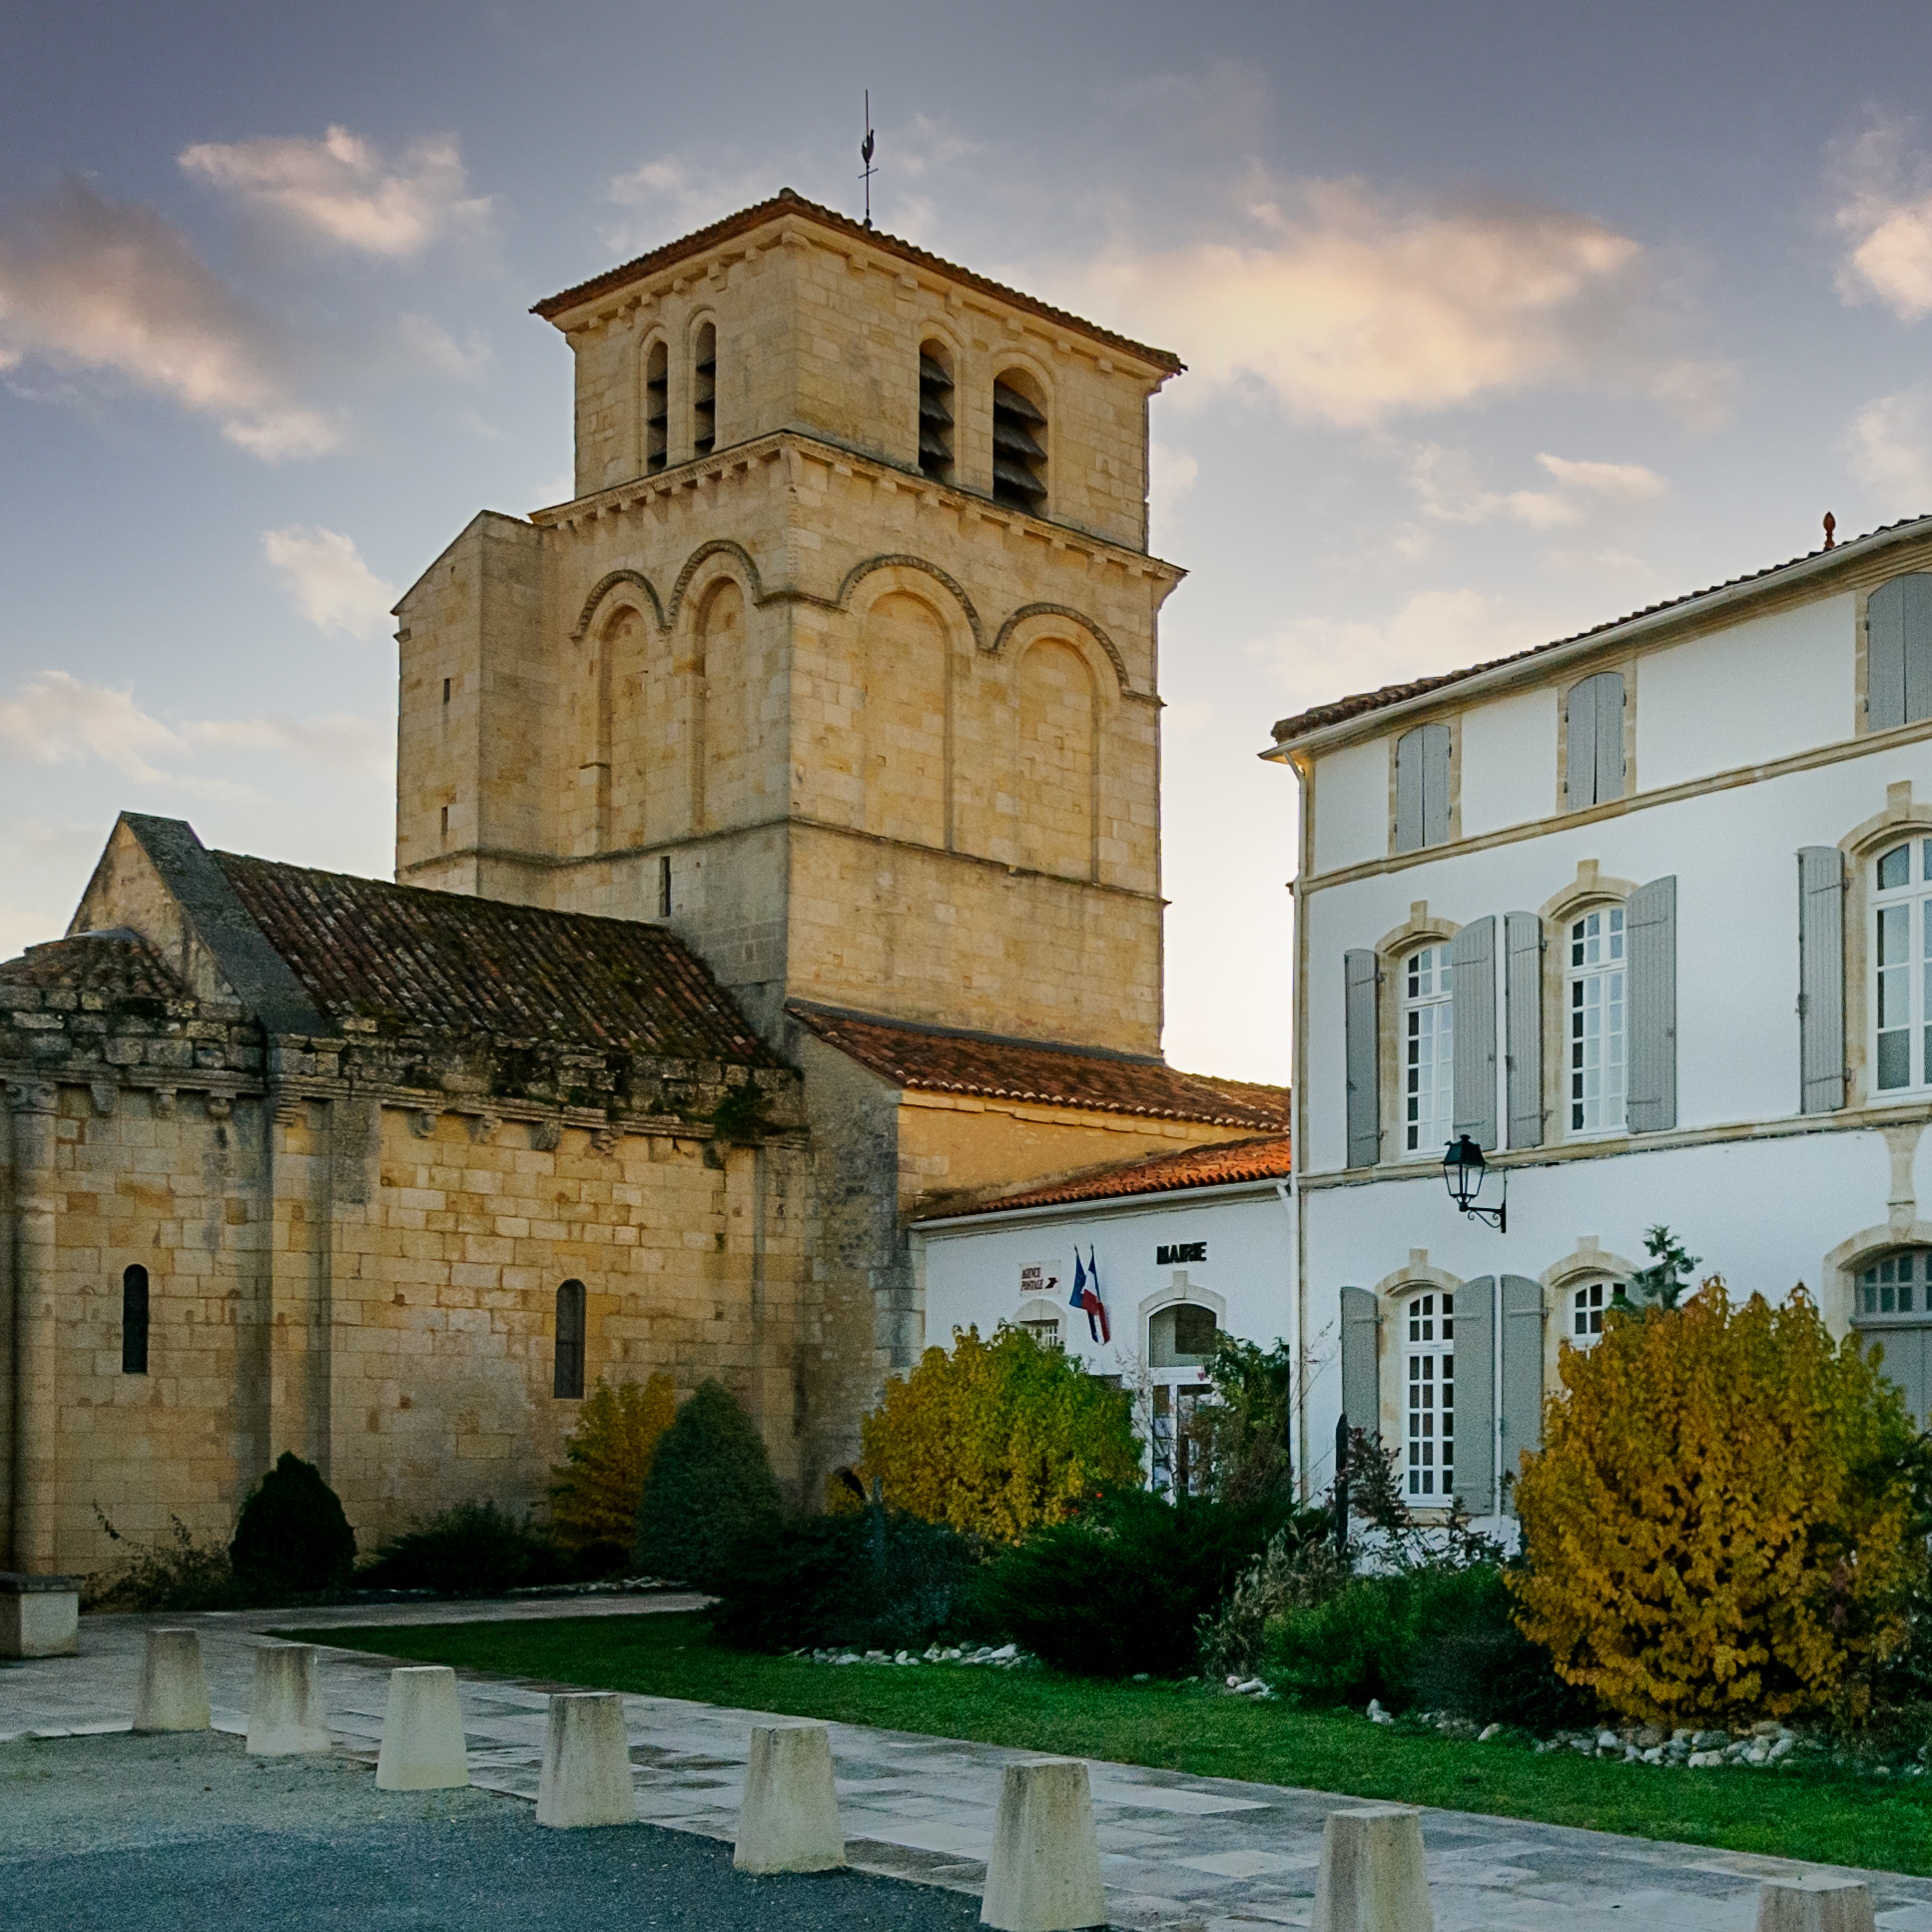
[392,189,1186,1056]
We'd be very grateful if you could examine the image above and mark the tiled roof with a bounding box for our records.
[216,854,776,1063]
[531,189,1185,375]
[0,932,187,1002]
[931,1132,1295,1218]
[788,1000,1291,1128]
[1269,512,1932,747]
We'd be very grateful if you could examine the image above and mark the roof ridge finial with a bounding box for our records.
[1823,510,1836,551]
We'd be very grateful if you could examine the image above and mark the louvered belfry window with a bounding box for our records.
[644,339,668,473]
[918,343,954,481]
[990,374,1046,511]
[692,323,717,458]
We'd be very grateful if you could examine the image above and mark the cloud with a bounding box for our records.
[1405,445,1665,529]
[1046,179,1661,427]
[263,526,398,639]
[0,669,388,794]
[1148,440,1198,536]
[1842,386,1932,507]
[603,154,778,254]
[1255,587,1554,718]
[1827,112,1932,322]
[179,127,491,260]
[0,179,337,457]
[396,312,489,378]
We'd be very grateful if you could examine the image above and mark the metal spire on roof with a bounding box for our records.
[860,91,876,230]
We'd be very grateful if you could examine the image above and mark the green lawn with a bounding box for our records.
[284,1610,1932,1876]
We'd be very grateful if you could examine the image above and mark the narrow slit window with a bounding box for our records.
[644,339,668,473]
[439,804,449,845]
[692,323,716,459]
[918,342,954,481]
[554,1279,586,1399]
[122,1264,150,1375]
[657,854,672,919]
[990,374,1046,511]
[441,677,451,706]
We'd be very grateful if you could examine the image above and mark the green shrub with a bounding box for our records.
[229,1453,356,1600]
[1198,1528,1348,1680]
[633,1379,784,1588]
[976,1489,1304,1678]
[359,1501,569,1597]
[708,1510,983,1652]
[1184,1336,1295,1506]
[87,1512,237,1612]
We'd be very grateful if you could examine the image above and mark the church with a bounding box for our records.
[0,192,1290,1577]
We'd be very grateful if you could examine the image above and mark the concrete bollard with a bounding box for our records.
[374,1665,469,1790]
[247,1643,331,1755]
[1756,1875,1877,1932]
[979,1758,1106,1932]
[734,1723,846,1874]
[536,1692,635,1828]
[1311,1804,1434,1932]
[132,1627,211,1733]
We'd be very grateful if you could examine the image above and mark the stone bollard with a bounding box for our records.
[1756,1875,1877,1932]
[1311,1804,1434,1932]
[536,1692,636,1828]
[247,1643,330,1755]
[374,1665,469,1790]
[979,1758,1106,1932]
[133,1627,211,1733]
[734,1723,846,1874]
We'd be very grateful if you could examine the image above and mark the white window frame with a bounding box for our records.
[1567,907,1626,1135]
[1402,1290,1454,1500]
[1401,944,1455,1159]
[1568,1278,1614,1346]
[1872,838,1932,1095]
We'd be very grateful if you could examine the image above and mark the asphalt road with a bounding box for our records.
[1,1731,989,1932]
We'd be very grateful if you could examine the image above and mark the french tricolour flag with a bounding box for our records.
[1069,1246,1110,1345]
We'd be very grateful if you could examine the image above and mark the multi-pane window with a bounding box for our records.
[1571,1280,1611,1343]
[1872,840,1932,1092]
[1859,1249,1927,1316]
[1853,1249,1932,1425]
[1568,908,1625,1132]
[1404,1292,1454,1499]
[1402,946,1454,1157]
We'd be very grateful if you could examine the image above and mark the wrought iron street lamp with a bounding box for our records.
[1442,1134,1506,1233]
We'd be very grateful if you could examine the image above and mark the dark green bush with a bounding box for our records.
[708,1509,982,1652]
[228,1453,356,1600]
[358,1501,570,1597]
[634,1379,784,1589]
[976,1489,1308,1678]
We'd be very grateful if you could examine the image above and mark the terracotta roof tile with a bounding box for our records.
[0,932,187,1002]
[531,189,1185,376]
[1269,512,1932,747]
[788,1000,1290,1129]
[216,854,775,1063]
[931,1132,1295,1218]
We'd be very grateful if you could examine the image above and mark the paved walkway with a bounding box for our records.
[5,1601,1930,1932]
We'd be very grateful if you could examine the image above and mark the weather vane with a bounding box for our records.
[860,91,876,230]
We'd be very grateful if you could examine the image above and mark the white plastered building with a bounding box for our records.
[1266,517,1932,1517]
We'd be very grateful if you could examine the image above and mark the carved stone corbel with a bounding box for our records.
[530,1118,562,1153]
[89,1079,117,1118]
[409,1110,437,1139]
[206,1094,233,1123]
[464,1112,498,1146]
[7,1080,57,1116]
[151,1087,177,1119]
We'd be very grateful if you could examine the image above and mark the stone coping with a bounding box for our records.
[0,1574,81,1595]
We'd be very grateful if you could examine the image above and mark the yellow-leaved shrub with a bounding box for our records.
[844,1325,1142,1541]
[548,1373,676,1553]
[1510,1283,1926,1726]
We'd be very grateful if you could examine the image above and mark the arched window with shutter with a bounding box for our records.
[554,1279,586,1399]
[918,340,954,482]
[990,370,1046,512]
[643,338,668,474]
[122,1264,150,1376]
[692,322,717,458]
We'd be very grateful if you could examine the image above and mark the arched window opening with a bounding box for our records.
[692,323,717,459]
[918,342,954,481]
[1568,907,1625,1133]
[644,339,669,474]
[1872,839,1932,1092]
[1402,945,1453,1158]
[1148,1302,1217,1497]
[1853,1249,1932,1424]
[990,374,1046,511]
[1404,1291,1454,1499]
[122,1264,150,1376]
[554,1279,586,1399]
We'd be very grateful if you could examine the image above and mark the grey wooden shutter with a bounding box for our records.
[1907,576,1932,725]
[1345,949,1381,1168]
[1625,875,1677,1133]
[1798,846,1846,1114]
[1565,675,1597,810]
[1505,913,1544,1148]
[1421,724,1451,847]
[1499,1275,1545,1510]
[1868,578,1907,732]
[1593,672,1625,801]
[1452,1276,1496,1516]
[1451,916,1498,1150]
[1339,1287,1381,1442]
[1394,730,1424,853]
